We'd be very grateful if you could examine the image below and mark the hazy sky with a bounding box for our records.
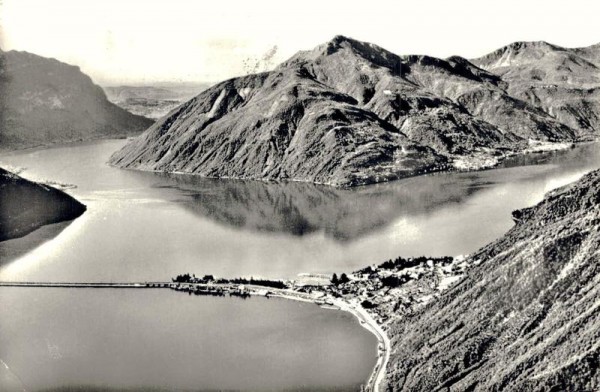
[1,0,599,85]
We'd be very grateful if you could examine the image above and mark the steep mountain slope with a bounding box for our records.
[0,50,152,150]
[111,36,579,187]
[0,168,86,241]
[384,169,600,391]
[472,41,600,138]
[110,68,446,187]
[575,43,600,66]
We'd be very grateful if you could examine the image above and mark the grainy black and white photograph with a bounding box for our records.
[1,1,599,391]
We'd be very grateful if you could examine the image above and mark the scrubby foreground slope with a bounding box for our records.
[0,168,86,241]
[0,49,152,150]
[111,36,582,187]
[384,168,600,391]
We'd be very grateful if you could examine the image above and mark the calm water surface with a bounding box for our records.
[1,140,600,280]
[1,140,600,391]
[0,287,374,391]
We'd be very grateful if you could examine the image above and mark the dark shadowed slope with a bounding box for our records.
[0,49,153,150]
[384,168,600,391]
[472,41,600,139]
[0,168,86,241]
[110,36,583,187]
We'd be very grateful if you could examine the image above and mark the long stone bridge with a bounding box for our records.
[0,281,174,288]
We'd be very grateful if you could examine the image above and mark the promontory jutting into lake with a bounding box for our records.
[2,13,600,392]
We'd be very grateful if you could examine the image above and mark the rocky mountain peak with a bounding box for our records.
[110,36,587,187]
[473,40,567,70]
[280,35,404,75]
[326,34,358,48]
[508,40,560,51]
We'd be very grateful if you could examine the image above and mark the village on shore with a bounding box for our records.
[169,255,471,391]
[170,254,471,330]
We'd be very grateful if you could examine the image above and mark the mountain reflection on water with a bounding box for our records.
[152,173,485,241]
[149,142,599,242]
[1,140,600,283]
[0,220,73,265]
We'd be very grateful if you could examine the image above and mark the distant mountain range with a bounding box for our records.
[0,168,86,242]
[110,36,600,187]
[103,84,210,119]
[0,49,152,150]
[383,165,600,391]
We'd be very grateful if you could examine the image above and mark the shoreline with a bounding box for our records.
[0,169,87,243]
[4,138,595,391]
[108,139,595,190]
[0,281,390,392]
[0,280,389,391]
[268,292,389,392]
[0,136,134,157]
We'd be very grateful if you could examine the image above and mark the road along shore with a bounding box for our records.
[267,291,390,392]
[0,281,390,391]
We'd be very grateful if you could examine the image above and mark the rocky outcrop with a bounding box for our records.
[0,168,86,241]
[384,168,600,391]
[472,41,600,139]
[0,49,153,150]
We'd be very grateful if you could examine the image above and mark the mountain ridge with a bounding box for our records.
[471,40,600,138]
[0,50,153,150]
[110,36,597,187]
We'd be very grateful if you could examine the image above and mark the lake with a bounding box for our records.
[1,140,600,391]
[0,287,375,391]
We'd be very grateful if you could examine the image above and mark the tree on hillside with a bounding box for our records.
[331,273,339,285]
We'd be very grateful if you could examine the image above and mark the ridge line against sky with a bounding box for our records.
[1,0,599,85]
